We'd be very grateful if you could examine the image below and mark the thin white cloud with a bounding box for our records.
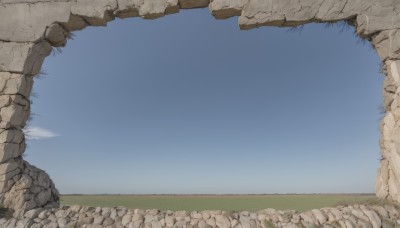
[23,126,60,140]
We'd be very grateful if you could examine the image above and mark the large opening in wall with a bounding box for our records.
[25,9,383,210]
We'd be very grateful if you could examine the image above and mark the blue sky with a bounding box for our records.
[25,9,383,194]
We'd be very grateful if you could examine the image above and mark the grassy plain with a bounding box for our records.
[60,194,375,212]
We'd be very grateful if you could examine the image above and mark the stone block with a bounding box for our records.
[45,24,69,47]
[0,41,52,75]
[372,29,400,61]
[71,0,118,26]
[209,0,247,19]
[0,2,72,42]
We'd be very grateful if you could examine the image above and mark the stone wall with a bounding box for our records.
[0,0,399,218]
[2,203,400,228]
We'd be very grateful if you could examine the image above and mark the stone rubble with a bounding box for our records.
[0,203,398,228]
[0,0,399,224]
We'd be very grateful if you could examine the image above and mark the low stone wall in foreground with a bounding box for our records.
[1,203,400,228]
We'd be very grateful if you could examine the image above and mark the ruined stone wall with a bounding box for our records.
[0,0,399,216]
[2,203,400,228]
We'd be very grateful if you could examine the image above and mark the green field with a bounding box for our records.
[60,194,375,212]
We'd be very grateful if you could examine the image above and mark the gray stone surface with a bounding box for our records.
[0,2,72,42]
[210,0,247,19]
[0,42,52,75]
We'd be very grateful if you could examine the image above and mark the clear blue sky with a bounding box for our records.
[25,9,383,194]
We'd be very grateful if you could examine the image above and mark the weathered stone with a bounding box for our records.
[138,0,179,19]
[1,73,33,97]
[0,143,21,163]
[210,0,247,19]
[165,216,175,226]
[25,208,44,219]
[360,205,382,228]
[1,161,59,212]
[61,15,89,32]
[103,217,114,226]
[15,218,34,228]
[215,215,230,228]
[311,209,328,224]
[121,214,131,226]
[0,204,398,228]
[114,0,140,18]
[0,159,21,175]
[45,24,69,47]
[0,103,29,127]
[71,0,118,26]
[198,220,212,228]
[372,29,400,61]
[93,214,105,225]
[0,41,52,75]
[14,174,32,190]
[357,14,400,37]
[0,2,72,42]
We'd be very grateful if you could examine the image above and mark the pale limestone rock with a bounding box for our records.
[0,143,21,163]
[389,61,400,85]
[372,206,389,219]
[121,214,132,226]
[238,0,328,29]
[300,212,317,225]
[311,209,328,224]
[15,174,33,190]
[93,215,104,225]
[376,160,390,198]
[206,217,216,227]
[388,168,400,202]
[0,159,21,175]
[103,217,114,226]
[0,43,31,73]
[0,129,24,144]
[360,205,381,228]
[165,216,175,226]
[71,0,118,26]
[140,0,179,19]
[61,15,89,32]
[114,0,180,19]
[0,95,11,109]
[350,208,370,222]
[15,218,34,228]
[215,215,230,228]
[0,41,52,75]
[0,103,28,127]
[357,14,400,37]
[0,204,399,228]
[1,161,59,211]
[24,208,44,219]
[3,74,33,97]
[57,217,69,227]
[0,2,72,42]
[356,219,373,228]
[198,220,211,228]
[114,0,140,18]
[210,0,247,19]
[372,29,400,61]
[0,164,20,181]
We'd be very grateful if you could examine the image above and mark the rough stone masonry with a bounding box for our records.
[0,0,400,227]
